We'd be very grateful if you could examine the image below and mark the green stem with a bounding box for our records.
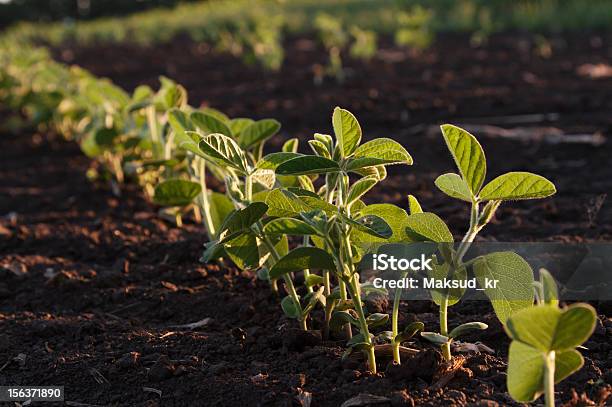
[544,351,556,407]
[303,235,313,294]
[349,274,376,374]
[392,284,402,364]
[440,296,451,361]
[198,158,216,240]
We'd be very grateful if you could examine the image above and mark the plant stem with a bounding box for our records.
[261,230,307,330]
[440,296,451,362]
[303,235,313,293]
[349,274,376,374]
[544,351,556,407]
[197,158,216,240]
[392,284,402,364]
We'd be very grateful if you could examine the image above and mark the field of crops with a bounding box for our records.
[1,1,611,406]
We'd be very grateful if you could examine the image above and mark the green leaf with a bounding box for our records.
[239,119,281,149]
[506,303,597,352]
[473,252,534,324]
[201,107,230,123]
[281,295,300,319]
[428,262,467,307]
[191,111,232,136]
[539,268,559,306]
[269,247,336,280]
[265,189,311,217]
[440,124,486,194]
[208,192,234,237]
[347,138,413,170]
[263,218,320,236]
[257,152,303,170]
[479,172,556,201]
[330,310,359,330]
[347,176,378,208]
[353,204,410,243]
[302,286,325,317]
[167,108,195,138]
[308,139,331,159]
[276,155,340,175]
[408,195,423,214]
[229,118,254,137]
[153,179,201,207]
[251,168,276,189]
[405,212,453,242]
[449,322,488,339]
[218,202,268,242]
[435,173,473,202]
[345,214,392,239]
[305,274,326,287]
[507,340,545,402]
[282,138,299,153]
[198,133,249,173]
[224,232,262,270]
[332,107,362,157]
[366,313,389,328]
[420,332,449,345]
[507,343,585,403]
[394,322,425,343]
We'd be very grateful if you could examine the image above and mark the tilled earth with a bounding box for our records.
[1,32,611,406]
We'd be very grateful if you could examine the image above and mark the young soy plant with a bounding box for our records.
[414,125,556,361]
[264,107,413,372]
[506,269,597,407]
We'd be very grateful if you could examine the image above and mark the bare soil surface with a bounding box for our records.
[1,32,611,406]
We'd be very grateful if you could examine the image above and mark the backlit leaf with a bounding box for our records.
[239,119,281,149]
[435,173,473,202]
[153,179,201,207]
[440,124,486,194]
[332,107,362,157]
[276,155,340,175]
[479,172,556,201]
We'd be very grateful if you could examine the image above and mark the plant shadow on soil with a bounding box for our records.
[1,32,611,406]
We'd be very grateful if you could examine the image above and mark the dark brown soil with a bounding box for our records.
[1,32,611,406]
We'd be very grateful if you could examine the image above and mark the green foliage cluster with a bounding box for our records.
[0,37,597,405]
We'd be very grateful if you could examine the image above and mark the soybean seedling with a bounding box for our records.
[506,269,597,407]
[265,107,413,372]
[414,125,556,361]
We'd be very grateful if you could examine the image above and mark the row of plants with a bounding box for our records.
[5,0,612,72]
[0,39,598,406]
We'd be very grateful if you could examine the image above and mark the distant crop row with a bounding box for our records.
[0,33,597,406]
[4,0,612,73]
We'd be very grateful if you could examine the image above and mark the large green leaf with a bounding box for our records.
[405,212,453,242]
[208,191,234,237]
[473,251,534,324]
[190,111,232,136]
[428,262,467,306]
[229,118,254,137]
[347,176,378,207]
[263,218,320,236]
[347,138,412,170]
[218,202,268,242]
[276,155,340,175]
[435,173,473,202]
[479,172,556,201]
[354,204,410,243]
[505,303,597,352]
[344,214,393,239]
[224,232,262,270]
[269,247,336,279]
[507,341,584,402]
[239,119,281,149]
[257,152,303,170]
[153,179,201,207]
[264,189,311,217]
[440,124,486,194]
[198,133,250,173]
[332,107,362,157]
